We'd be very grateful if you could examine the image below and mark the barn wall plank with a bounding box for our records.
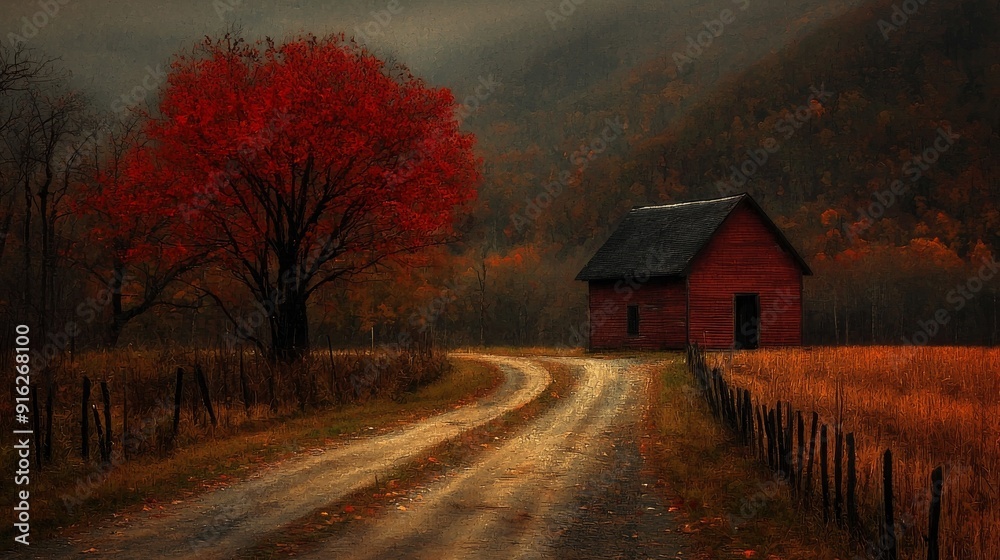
[589,277,687,349]
[687,203,804,348]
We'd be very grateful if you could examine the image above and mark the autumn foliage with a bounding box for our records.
[84,34,479,360]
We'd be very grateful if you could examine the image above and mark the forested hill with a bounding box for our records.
[447,0,999,346]
[16,0,992,348]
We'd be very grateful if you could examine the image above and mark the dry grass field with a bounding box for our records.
[708,346,1000,560]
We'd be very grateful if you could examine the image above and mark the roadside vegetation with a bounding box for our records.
[646,356,854,559]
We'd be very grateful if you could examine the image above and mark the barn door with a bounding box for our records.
[734,294,760,349]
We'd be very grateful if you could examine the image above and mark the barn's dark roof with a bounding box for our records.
[575,193,812,281]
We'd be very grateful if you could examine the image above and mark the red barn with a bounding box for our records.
[575,193,812,350]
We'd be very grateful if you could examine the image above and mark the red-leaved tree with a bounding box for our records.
[124,34,479,361]
[76,117,208,346]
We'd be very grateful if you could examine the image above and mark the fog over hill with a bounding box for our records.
[3,0,860,119]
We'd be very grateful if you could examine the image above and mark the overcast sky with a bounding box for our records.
[2,0,642,111]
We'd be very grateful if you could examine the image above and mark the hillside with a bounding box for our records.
[454,0,1000,346]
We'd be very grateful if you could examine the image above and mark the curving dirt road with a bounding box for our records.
[298,357,688,560]
[28,355,550,559]
[30,355,688,559]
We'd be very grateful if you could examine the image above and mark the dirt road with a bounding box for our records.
[31,356,688,559]
[299,357,687,560]
[28,355,549,559]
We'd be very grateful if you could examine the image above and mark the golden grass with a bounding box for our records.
[708,346,1000,560]
[0,356,501,547]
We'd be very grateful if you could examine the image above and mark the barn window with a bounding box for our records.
[627,305,640,336]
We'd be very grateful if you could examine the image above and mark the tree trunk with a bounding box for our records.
[105,318,125,348]
[270,294,309,363]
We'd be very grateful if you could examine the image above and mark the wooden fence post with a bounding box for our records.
[821,424,830,523]
[846,433,858,531]
[122,370,129,460]
[327,335,338,403]
[239,349,252,416]
[755,405,765,461]
[101,380,112,460]
[784,402,794,486]
[81,376,91,460]
[766,408,777,470]
[195,364,218,427]
[734,387,742,441]
[92,405,108,463]
[267,359,277,413]
[173,367,184,436]
[835,428,844,525]
[805,412,818,504]
[928,465,943,560]
[775,401,784,476]
[796,411,805,496]
[743,391,752,448]
[882,449,897,560]
[730,388,738,432]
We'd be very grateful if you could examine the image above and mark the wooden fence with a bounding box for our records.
[7,344,447,475]
[685,345,943,560]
